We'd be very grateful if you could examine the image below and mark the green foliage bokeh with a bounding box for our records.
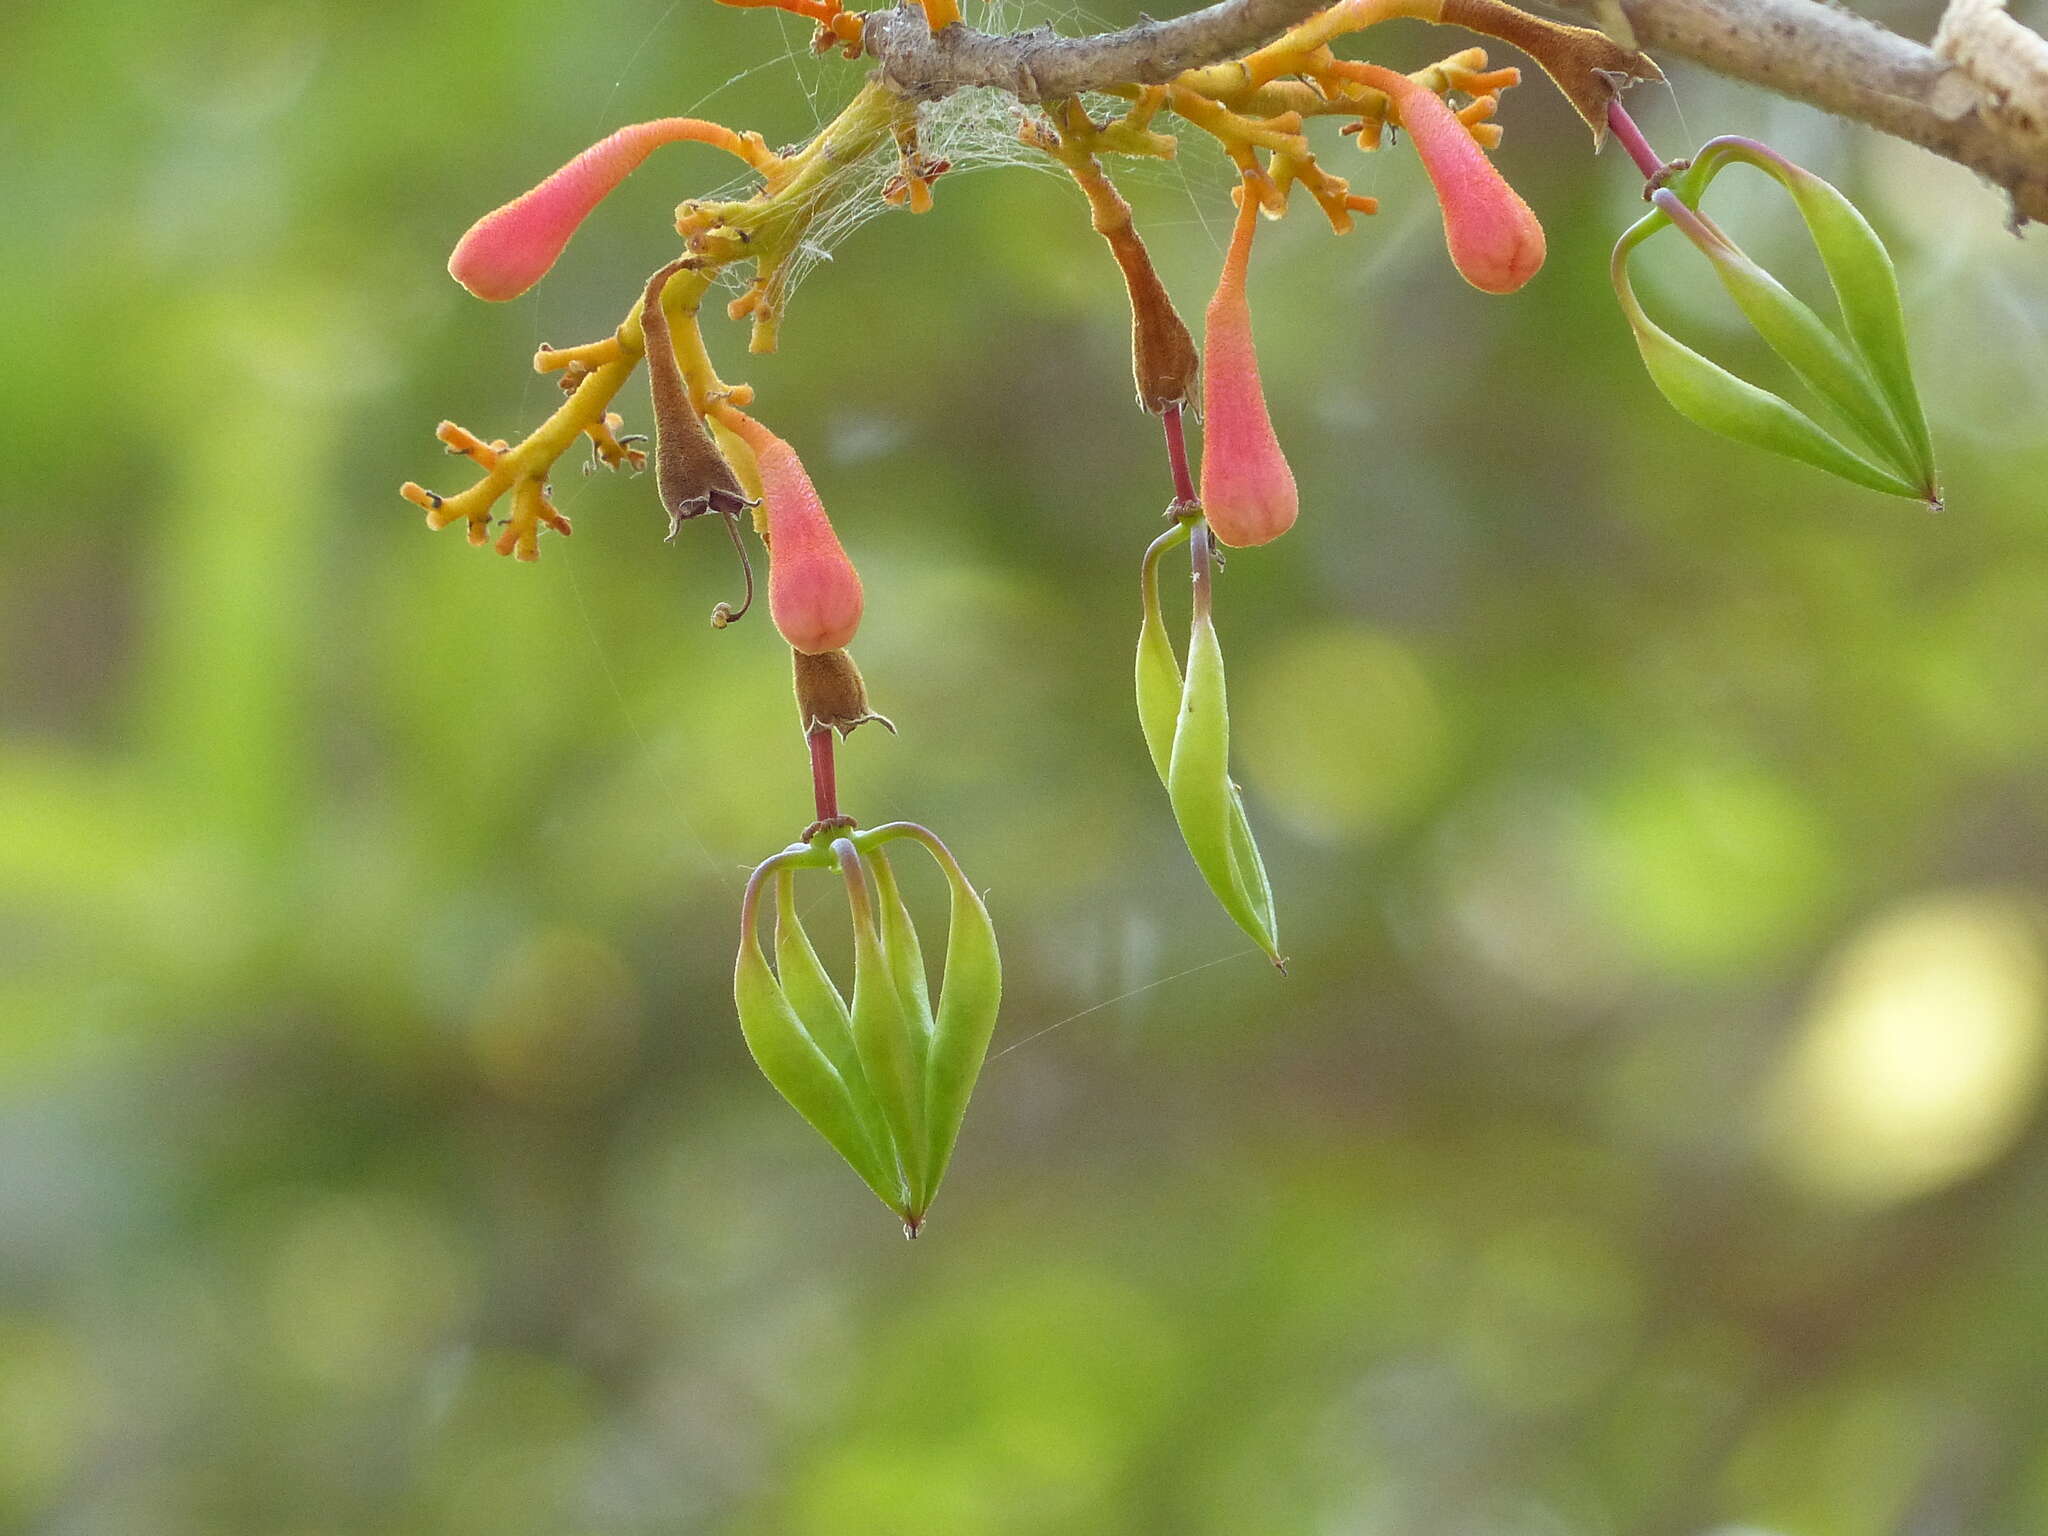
[4,1,2048,1531]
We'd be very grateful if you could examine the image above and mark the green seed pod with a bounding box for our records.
[734,855,905,1213]
[1168,590,1281,964]
[1612,140,1940,507]
[1689,138,1936,496]
[734,826,1002,1234]
[1612,213,1922,500]
[867,847,936,1033]
[1136,520,1193,785]
[1135,520,1283,965]
[774,870,899,1194]
[889,827,1002,1205]
[837,838,931,1214]
[1654,192,1918,474]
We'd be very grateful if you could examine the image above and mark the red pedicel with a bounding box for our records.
[1199,191,1299,549]
[723,414,864,654]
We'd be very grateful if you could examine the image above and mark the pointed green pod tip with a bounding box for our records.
[730,825,1003,1237]
[1613,142,1939,507]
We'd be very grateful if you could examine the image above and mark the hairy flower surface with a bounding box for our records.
[724,413,864,654]
[1199,192,1299,550]
[1364,65,1545,293]
[449,118,770,301]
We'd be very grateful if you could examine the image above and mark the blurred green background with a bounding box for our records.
[6,0,2048,1531]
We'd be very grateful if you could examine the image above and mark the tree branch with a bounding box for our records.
[861,0,2048,227]
[1541,0,2048,227]
[864,0,1336,100]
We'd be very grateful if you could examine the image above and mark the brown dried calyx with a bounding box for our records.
[642,258,756,536]
[1060,151,1197,413]
[1109,218,1200,414]
[1440,0,1662,144]
[793,648,896,738]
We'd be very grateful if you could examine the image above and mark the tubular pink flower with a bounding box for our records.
[1199,191,1298,550]
[1359,64,1545,295]
[448,119,760,301]
[724,413,864,654]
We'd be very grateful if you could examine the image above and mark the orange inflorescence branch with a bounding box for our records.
[402,0,1652,563]
[715,0,866,52]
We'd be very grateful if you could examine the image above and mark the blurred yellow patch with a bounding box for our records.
[1765,891,2048,1205]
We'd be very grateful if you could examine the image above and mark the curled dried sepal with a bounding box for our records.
[794,648,896,738]
[1199,191,1299,550]
[1136,520,1283,966]
[722,412,864,653]
[733,826,1000,1234]
[1360,63,1545,294]
[1611,142,1939,504]
[448,118,775,301]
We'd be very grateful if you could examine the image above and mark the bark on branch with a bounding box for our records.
[861,0,2048,226]
[1542,0,2048,227]
[864,0,1333,100]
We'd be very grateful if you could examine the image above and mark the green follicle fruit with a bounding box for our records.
[732,823,1001,1236]
[1137,517,1284,967]
[1612,137,1939,509]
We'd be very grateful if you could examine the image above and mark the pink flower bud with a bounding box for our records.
[449,118,742,301]
[724,414,863,654]
[1199,193,1298,549]
[1366,66,1545,295]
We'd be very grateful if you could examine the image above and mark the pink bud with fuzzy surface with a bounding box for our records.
[725,414,863,654]
[1199,192,1298,549]
[1364,66,1545,294]
[449,119,745,301]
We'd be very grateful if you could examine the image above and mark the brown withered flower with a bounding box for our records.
[642,258,756,533]
[642,258,761,624]
[793,648,895,738]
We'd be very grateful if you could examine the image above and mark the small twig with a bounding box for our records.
[866,0,2048,226]
[1162,403,1199,510]
[864,0,1336,100]
[1544,0,2048,226]
[1606,99,1665,179]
